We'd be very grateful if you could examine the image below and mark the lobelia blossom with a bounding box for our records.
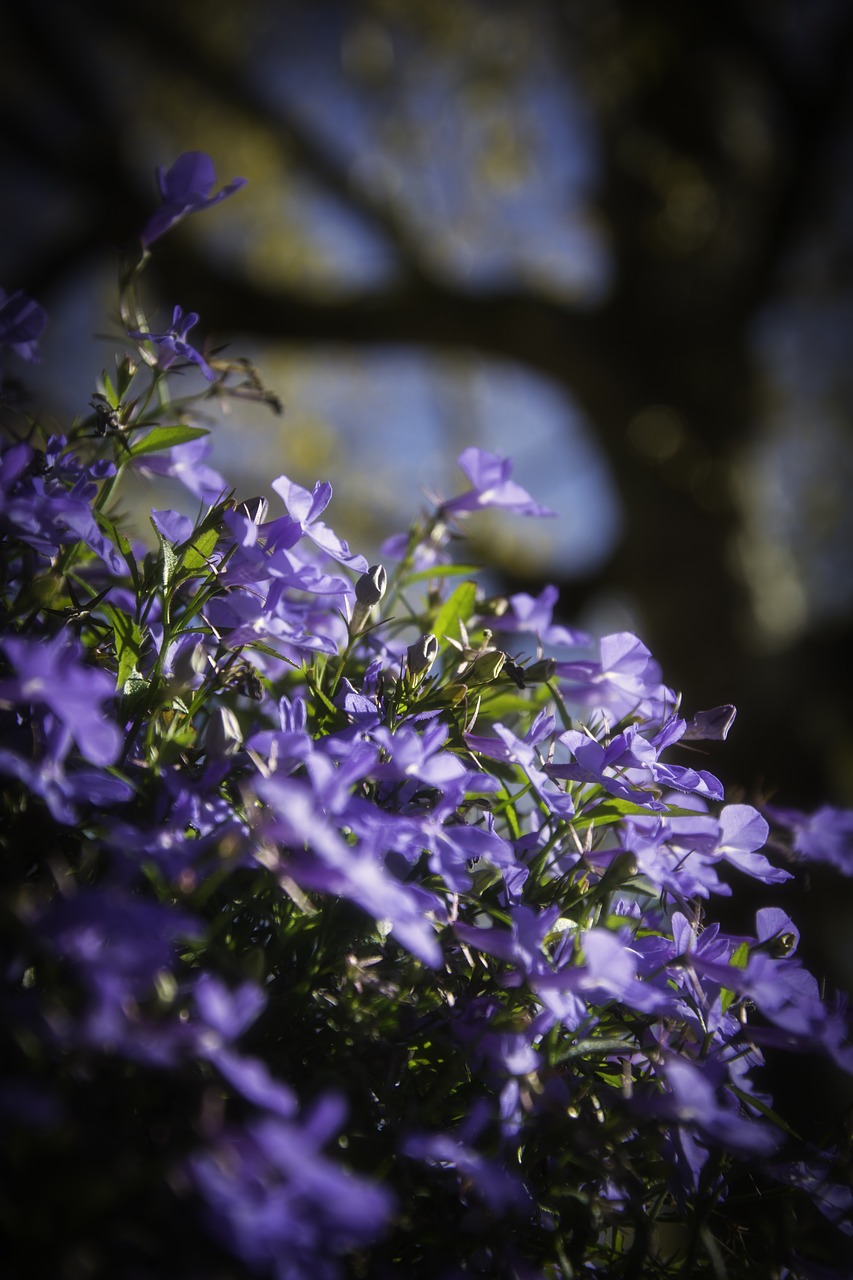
[0,286,48,361]
[269,474,369,571]
[0,434,124,572]
[36,887,201,1064]
[651,1054,783,1160]
[466,711,577,819]
[546,721,724,813]
[128,305,217,380]
[555,631,676,723]
[140,150,247,247]
[189,1102,393,1280]
[766,802,853,875]
[0,632,123,766]
[136,437,228,504]
[486,582,589,648]
[192,974,297,1118]
[0,715,132,824]
[403,1129,532,1215]
[441,447,557,518]
[253,771,443,965]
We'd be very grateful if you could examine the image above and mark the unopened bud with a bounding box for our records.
[524,658,556,684]
[350,564,387,635]
[407,633,439,679]
[355,564,387,606]
[463,649,506,684]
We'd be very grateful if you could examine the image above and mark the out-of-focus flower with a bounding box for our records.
[767,803,853,876]
[0,632,122,766]
[129,305,217,380]
[141,151,247,247]
[136,437,228,504]
[0,716,132,824]
[190,1108,392,1279]
[442,447,556,518]
[0,287,47,361]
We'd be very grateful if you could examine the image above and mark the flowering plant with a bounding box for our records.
[1,154,852,1280]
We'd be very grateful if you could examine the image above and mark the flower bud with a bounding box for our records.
[355,564,387,606]
[463,648,506,684]
[523,658,556,684]
[350,564,387,635]
[406,633,439,678]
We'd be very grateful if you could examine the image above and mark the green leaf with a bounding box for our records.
[729,1084,801,1140]
[407,563,481,585]
[121,670,151,716]
[159,538,180,590]
[244,640,298,664]
[95,512,140,591]
[552,1036,635,1065]
[432,580,477,652]
[180,524,220,574]
[99,371,118,409]
[128,425,209,458]
[720,942,751,1014]
[474,689,544,719]
[102,604,144,691]
[572,798,701,832]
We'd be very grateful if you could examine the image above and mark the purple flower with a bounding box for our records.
[375,773,515,894]
[270,474,368,570]
[532,924,674,1016]
[547,723,666,811]
[137,437,228,504]
[716,804,791,884]
[270,476,366,570]
[194,972,268,1042]
[254,773,443,965]
[682,704,737,741]
[767,803,853,875]
[0,715,132,823]
[189,1108,393,1278]
[455,903,562,979]
[466,712,576,819]
[0,632,122,766]
[0,434,124,572]
[0,287,47,361]
[487,583,589,648]
[403,1130,531,1214]
[370,721,469,787]
[37,887,200,1062]
[128,305,217,380]
[655,1054,782,1156]
[441,447,556,518]
[141,151,247,247]
[555,632,676,723]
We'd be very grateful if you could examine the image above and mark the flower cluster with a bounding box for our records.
[2,154,852,1280]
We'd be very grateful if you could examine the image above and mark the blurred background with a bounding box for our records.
[3,1,853,995]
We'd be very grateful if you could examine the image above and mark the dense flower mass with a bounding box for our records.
[2,154,852,1279]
